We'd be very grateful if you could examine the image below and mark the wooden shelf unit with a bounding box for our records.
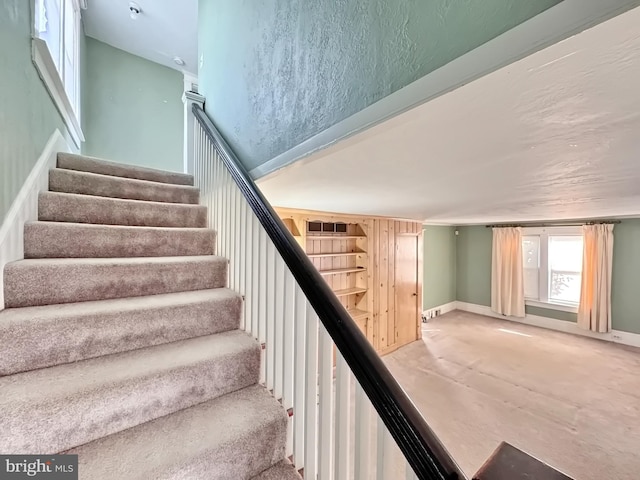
[276,207,423,356]
[306,220,370,326]
[333,287,368,297]
[319,266,367,276]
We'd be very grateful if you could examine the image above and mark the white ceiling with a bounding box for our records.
[258,7,640,225]
[83,0,198,75]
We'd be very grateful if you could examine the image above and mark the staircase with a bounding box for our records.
[0,153,300,479]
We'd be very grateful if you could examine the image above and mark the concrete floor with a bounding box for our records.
[384,310,640,480]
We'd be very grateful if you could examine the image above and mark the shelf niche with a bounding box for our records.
[306,220,370,329]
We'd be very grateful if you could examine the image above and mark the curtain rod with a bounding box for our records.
[485,220,621,228]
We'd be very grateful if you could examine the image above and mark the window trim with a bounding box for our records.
[522,226,582,313]
[32,0,84,148]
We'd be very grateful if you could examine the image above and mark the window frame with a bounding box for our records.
[32,0,84,147]
[522,226,583,313]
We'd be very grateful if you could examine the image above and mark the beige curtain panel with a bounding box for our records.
[578,224,614,333]
[491,227,525,318]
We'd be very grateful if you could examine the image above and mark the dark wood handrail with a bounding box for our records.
[193,103,465,480]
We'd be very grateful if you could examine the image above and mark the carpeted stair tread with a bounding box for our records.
[67,385,287,480]
[0,330,260,454]
[57,152,194,186]
[251,460,302,479]
[0,289,241,375]
[50,168,200,204]
[24,221,215,258]
[39,192,207,228]
[3,255,227,307]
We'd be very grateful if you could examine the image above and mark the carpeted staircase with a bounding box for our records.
[0,153,301,479]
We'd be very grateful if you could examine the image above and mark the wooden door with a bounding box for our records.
[395,234,419,346]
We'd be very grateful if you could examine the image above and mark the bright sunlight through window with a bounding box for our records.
[522,229,583,307]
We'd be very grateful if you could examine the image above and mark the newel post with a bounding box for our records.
[182,90,205,175]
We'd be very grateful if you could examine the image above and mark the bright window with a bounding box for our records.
[34,0,81,114]
[522,228,583,308]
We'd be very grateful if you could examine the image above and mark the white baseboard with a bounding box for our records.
[423,301,457,320]
[0,129,70,310]
[455,301,640,349]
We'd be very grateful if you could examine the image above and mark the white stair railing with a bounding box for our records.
[192,105,463,480]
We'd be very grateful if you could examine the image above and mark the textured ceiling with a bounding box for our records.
[258,7,640,224]
[83,0,197,74]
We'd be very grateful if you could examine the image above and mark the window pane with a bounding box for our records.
[524,268,539,299]
[37,0,63,72]
[522,236,540,299]
[549,236,583,304]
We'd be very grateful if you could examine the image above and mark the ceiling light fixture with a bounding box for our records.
[129,2,141,20]
[173,57,185,67]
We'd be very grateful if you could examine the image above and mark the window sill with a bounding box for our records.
[32,38,84,148]
[525,299,578,313]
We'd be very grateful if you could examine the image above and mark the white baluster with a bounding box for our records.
[274,255,285,401]
[304,304,319,479]
[293,286,307,469]
[233,186,240,290]
[243,208,253,335]
[212,153,221,250]
[225,169,232,268]
[252,215,261,341]
[227,183,238,290]
[258,225,267,384]
[283,269,295,406]
[354,383,372,480]
[265,241,276,392]
[335,351,351,480]
[222,168,230,259]
[238,199,247,331]
[283,268,295,458]
[377,418,395,480]
[318,324,334,480]
[405,461,418,480]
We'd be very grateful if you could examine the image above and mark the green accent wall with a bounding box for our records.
[455,226,492,307]
[423,226,457,310]
[198,0,561,171]
[0,0,76,224]
[452,221,640,333]
[83,38,183,173]
[611,220,640,334]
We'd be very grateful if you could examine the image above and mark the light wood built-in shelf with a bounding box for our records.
[319,267,367,276]
[333,287,368,297]
[307,252,365,258]
[307,235,366,240]
[347,309,370,320]
[276,207,424,356]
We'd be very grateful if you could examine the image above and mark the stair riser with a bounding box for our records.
[153,415,287,480]
[24,222,215,258]
[3,258,227,307]
[57,153,194,186]
[0,292,242,376]
[1,346,260,454]
[39,192,207,228]
[49,169,199,204]
[67,386,288,480]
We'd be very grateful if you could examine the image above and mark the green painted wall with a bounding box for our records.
[423,226,456,310]
[0,0,76,224]
[454,222,640,333]
[83,38,183,173]
[198,0,561,171]
[455,225,578,321]
[611,220,640,334]
[455,226,493,307]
